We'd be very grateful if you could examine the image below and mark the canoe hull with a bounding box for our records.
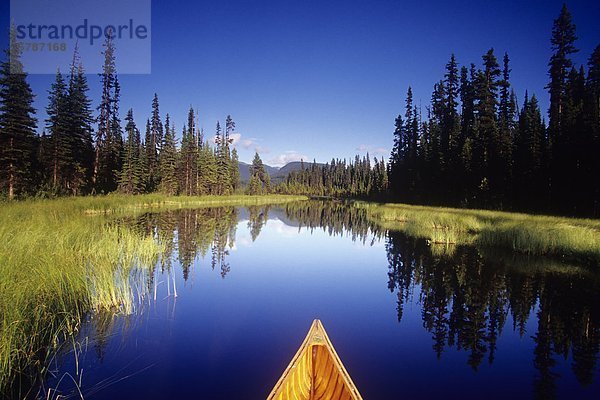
[267,320,363,400]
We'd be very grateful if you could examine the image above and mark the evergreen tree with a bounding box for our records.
[118,109,144,194]
[0,30,37,199]
[547,4,578,211]
[246,152,270,194]
[497,53,516,204]
[177,108,199,195]
[442,54,461,202]
[514,93,546,210]
[158,115,178,195]
[198,140,218,194]
[94,32,122,193]
[474,49,501,207]
[585,45,600,215]
[145,93,163,191]
[65,48,94,195]
[230,147,240,193]
[46,70,69,192]
[459,64,477,203]
[388,111,404,199]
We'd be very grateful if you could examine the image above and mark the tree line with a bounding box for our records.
[0,30,243,199]
[277,155,388,197]
[388,5,600,217]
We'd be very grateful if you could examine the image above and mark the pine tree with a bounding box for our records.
[547,4,578,211]
[585,45,600,215]
[442,54,461,203]
[0,30,37,199]
[118,109,144,194]
[215,118,233,195]
[497,53,516,205]
[246,152,270,194]
[514,93,546,210]
[46,70,69,192]
[230,147,240,193]
[177,108,199,195]
[94,32,122,193]
[474,49,501,207]
[459,64,477,204]
[198,141,217,194]
[158,115,178,195]
[388,111,404,199]
[146,93,163,191]
[66,48,94,195]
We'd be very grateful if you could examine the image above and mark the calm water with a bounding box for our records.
[43,202,599,399]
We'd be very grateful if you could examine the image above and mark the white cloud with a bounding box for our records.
[269,151,309,167]
[210,132,243,146]
[373,147,388,155]
[242,138,258,149]
[356,144,388,156]
[229,133,242,145]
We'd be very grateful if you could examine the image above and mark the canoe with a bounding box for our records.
[267,319,363,400]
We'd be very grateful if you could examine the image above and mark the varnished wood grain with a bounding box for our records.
[267,320,363,400]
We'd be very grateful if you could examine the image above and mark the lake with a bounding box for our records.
[41,201,600,399]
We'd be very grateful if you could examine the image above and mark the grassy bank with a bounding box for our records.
[359,202,600,265]
[0,194,306,395]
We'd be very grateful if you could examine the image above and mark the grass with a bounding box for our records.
[0,193,307,395]
[359,202,600,264]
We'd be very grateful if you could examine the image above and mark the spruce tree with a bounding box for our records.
[177,108,199,195]
[547,4,578,210]
[215,119,233,195]
[66,49,94,195]
[497,53,516,205]
[198,141,217,194]
[474,49,501,207]
[158,115,178,195]
[586,45,600,215]
[246,152,270,194]
[94,32,122,193]
[514,93,546,210]
[146,93,163,191]
[388,111,404,200]
[118,109,143,194]
[0,30,37,199]
[442,54,461,203]
[230,147,241,193]
[46,70,69,192]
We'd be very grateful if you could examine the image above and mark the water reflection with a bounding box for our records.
[281,199,383,244]
[386,230,600,398]
[118,207,239,280]
[118,202,600,395]
[40,201,599,399]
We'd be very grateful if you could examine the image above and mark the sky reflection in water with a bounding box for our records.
[45,204,599,400]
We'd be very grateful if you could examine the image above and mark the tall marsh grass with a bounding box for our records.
[0,194,306,395]
[360,202,600,264]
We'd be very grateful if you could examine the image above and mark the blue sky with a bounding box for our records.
[1,0,599,166]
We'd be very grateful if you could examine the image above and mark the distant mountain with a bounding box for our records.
[237,161,324,182]
[264,164,280,177]
[237,161,280,182]
[237,162,252,182]
[276,161,324,178]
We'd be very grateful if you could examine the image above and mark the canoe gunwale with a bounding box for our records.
[266,319,363,400]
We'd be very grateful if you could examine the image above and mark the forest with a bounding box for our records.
[1,5,598,218]
[388,5,599,217]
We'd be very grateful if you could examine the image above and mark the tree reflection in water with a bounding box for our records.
[115,201,598,398]
[386,230,600,399]
[118,207,239,282]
